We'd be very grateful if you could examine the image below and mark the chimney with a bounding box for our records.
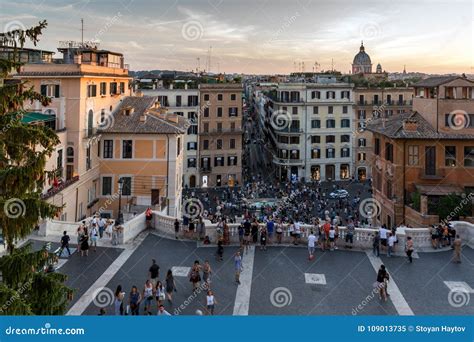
[139,114,147,122]
[403,118,418,132]
[164,113,179,123]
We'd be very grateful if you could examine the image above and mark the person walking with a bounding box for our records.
[189,260,202,292]
[405,236,414,263]
[174,218,180,239]
[165,269,177,303]
[275,219,283,244]
[452,235,462,263]
[105,219,113,238]
[79,227,89,257]
[387,232,396,257]
[206,290,217,315]
[203,260,212,289]
[145,207,153,229]
[149,259,160,288]
[216,240,224,261]
[114,285,125,315]
[376,265,390,302]
[157,304,171,316]
[260,226,267,251]
[90,224,99,252]
[155,281,166,307]
[372,232,380,257]
[234,251,242,285]
[308,230,316,260]
[60,231,71,257]
[266,218,274,244]
[251,218,259,244]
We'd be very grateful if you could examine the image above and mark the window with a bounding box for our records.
[228,156,238,166]
[311,119,321,129]
[340,164,350,179]
[188,125,198,135]
[87,84,97,97]
[110,82,118,95]
[342,105,348,114]
[231,94,236,100]
[358,110,366,120]
[187,158,197,168]
[102,177,112,196]
[203,140,209,150]
[290,136,299,144]
[290,150,300,159]
[230,122,236,131]
[187,142,197,150]
[374,138,380,155]
[291,107,297,115]
[326,148,335,158]
[103,140,113,158]
[341,148,350,158]
[40,84,60,98]
[408,145,418,165]
[217,94,223,101]
[176,95,182,107]
[100,82,107,95]
[216,139,223,149]
[204,94,210,101]
[203,123,209,133]
[341,119,350,128]
[445,146,456,167]
[230,139,236,149]
[217,107,223,117]
[214,157,224,166]
[341,91,350,99]
[311,91,321,99]
[464,146,474,167]
[203,107,209,117]
[386,180,393,199]
[290,120,300,131]
[425,146,436,175]
[313,106,319,114]
[121,177,132,196]
[326,91,335,99]
[341,135,350,143]
[358,152,366,161]
[328,106,333,114]
[311,148,320,159]
[86,146,91,170]
[122,140,133,159]
[326,119,335,128]
[188,95,198,106]
[201,157,211,169]
[358,138,366,147]
[177,137,181,156]
[57,149,63,177]
[385,143,394,162]
[67,147,74,163]
[311,136,320,144]
[326,135,335,143]
[120,82,125,94]
[229,107,238,117]
[216,122,222,132]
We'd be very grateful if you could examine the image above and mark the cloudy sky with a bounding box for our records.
[1,0,472,74]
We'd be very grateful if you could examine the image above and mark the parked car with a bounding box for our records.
[329,189,349,199]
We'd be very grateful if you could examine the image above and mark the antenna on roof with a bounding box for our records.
[81,18,84,44]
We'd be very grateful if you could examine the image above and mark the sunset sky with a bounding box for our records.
[1,0,472,74]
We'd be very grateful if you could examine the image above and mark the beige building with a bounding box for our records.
[198,83,243,187]
[354,87,414,180]
[15,44,132,221]
[98,96,187,218]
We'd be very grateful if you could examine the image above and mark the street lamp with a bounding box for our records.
[117,177,124,224]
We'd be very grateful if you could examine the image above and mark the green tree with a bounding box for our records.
[437,193,472,222]
[0,21,72,315]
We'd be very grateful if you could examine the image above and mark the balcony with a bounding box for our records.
[272,156,303,166]
[41,175,80,200]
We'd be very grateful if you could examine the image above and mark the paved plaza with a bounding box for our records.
[29,232,474,316]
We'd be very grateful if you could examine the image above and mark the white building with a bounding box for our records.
[142,83,199,188]
[266,76,355,182]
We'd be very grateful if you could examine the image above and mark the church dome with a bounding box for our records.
[353,42,372,65]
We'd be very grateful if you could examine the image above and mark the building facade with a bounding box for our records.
[198,83,243,187]
[367,76,474,227]
[353,87,414,180]
[16,44,132,221]
[266,77,354,182]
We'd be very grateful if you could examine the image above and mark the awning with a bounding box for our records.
[415,184,464,196]
[21,112,55,124]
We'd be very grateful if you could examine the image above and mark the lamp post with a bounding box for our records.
[117,177,123,224]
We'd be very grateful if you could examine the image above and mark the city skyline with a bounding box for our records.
[1,0,472,74]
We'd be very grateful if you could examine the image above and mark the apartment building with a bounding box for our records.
[198,83,243,187]
[354,87,414,180]
[141,83,199,188]
[15,42,132,221]
[265,76,354,182]
[366,76,474,227]
[98,96,187,218]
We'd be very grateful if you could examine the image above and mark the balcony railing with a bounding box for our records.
[41,175,80,200]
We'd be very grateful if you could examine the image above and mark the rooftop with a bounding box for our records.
[414,76,467,88]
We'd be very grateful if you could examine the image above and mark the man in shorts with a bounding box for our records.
[149,259,160,287]
[345,219,355,248]
[307,230,316,260]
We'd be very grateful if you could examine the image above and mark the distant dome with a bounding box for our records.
[352,42,372,74]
